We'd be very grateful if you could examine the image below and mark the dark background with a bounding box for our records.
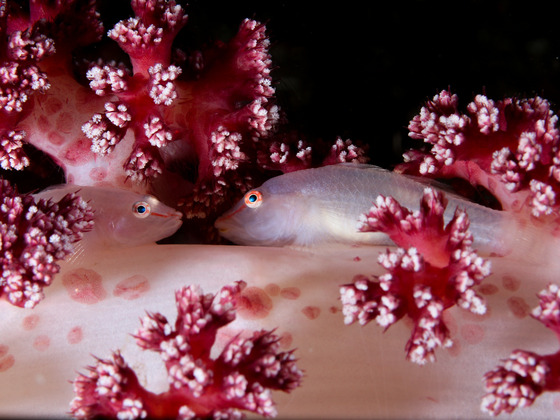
[175,0,560,168]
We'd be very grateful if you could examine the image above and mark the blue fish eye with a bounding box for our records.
[133,201,151,218]
[244,190,263,208]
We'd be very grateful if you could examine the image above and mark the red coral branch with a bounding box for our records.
[340,188,490,364]
[0,179,94,308]
[1,0,368,235]
[1,0,103,175]
[70,282,303,419]
[0,2,55,170]
[482,284,560,415]
[398,90,560,220]
[108,0,187,76]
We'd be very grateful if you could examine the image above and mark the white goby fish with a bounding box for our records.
[34,185,183,249]
[215,163,519,255]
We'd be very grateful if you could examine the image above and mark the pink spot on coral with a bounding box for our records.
[67,326,84,345]
[48,131,65,146]
[280,287,301,300]
[301,306,320,320]
[45,97,63,114]
[37,115,50,131]
[479,283,499,295]
[0,351,15,372]
[460,324,486,345]
[63,138,94,164]
[56,112,75,133]
[22,314,40,331]
[329,306,339,314]
[113,275,150,300]
[502,276,521,292]
[63,268,107,304]
[264,283,280,297]
[426,396,439,403]
[353,256,361,262]
[507,296,531,319]
[278,332,293,349]
[237,287,273,319]
[553,396,560,411]
[33,335,50,351]
[89,167,107,182]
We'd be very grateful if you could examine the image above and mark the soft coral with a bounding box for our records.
[70,281,303,419]
[340,188,490,364]
[482,283,560,416]
[398,90,560,220]
[0,179,94,308]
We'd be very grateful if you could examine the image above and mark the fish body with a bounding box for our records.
[215,163,510,253]
[33,185,183,248]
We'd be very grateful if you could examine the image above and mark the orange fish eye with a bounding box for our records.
[132,201,151,218]
[244,190,263,208]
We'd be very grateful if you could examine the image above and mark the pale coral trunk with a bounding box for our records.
[0,244,557,418]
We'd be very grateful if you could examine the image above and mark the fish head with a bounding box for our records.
[93,189,183,246]
[215,186,303,246]
[34,185,184,248]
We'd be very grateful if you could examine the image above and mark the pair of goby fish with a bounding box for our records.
[34,164,513,255]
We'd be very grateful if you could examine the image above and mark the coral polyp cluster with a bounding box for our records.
[0,179,94,308]
[399,90,560,219]
[70,281,303,419]
[482,284,560,416]
[340,188,490,364]
[1,0,365,231]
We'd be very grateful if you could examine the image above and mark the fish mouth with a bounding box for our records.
[214,216,235,237]
[151,209,183,221]
[164,211,184,232]
[169,210,183,220]
[214,215,227,229]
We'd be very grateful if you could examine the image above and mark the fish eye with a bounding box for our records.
[244,190,263,208]
[132,201,151,218]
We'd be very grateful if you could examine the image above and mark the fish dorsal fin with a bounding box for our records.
[337,162,390,172]
[337,163,468,200]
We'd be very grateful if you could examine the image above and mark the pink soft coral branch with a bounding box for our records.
[482,284,560,416]
[2,0,367,234]
[399,90,560,220]
[70,281,303,419]
[0,179,94,308]
[108,0,187,76]
[341,188,490,364]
